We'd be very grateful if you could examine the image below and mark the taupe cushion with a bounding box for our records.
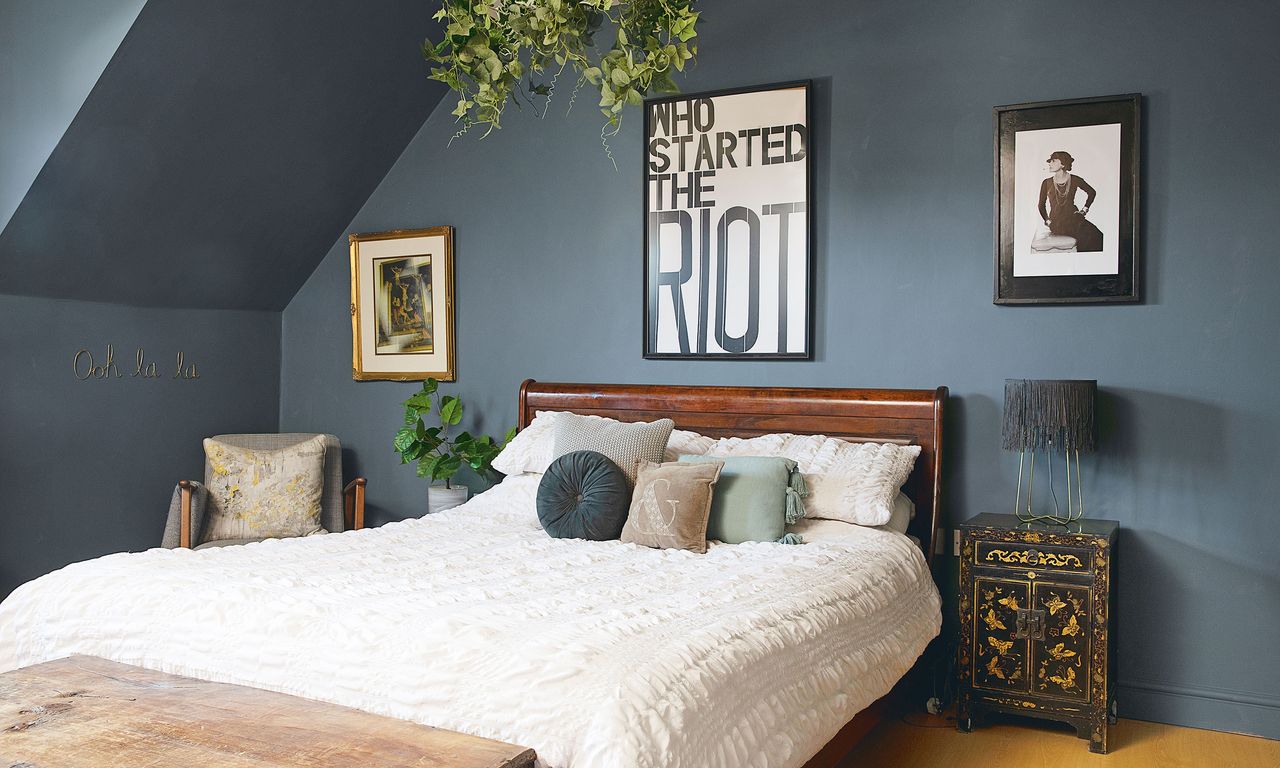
[621,460,724,554]
[201,435,326,543]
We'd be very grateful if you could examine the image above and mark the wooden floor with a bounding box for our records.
[841,711,1280,768]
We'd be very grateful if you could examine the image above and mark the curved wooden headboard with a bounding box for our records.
[519,380,947,565]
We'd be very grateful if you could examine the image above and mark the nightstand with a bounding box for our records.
[956,513,1118,753]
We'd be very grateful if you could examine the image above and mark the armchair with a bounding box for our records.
[161,433,366,549]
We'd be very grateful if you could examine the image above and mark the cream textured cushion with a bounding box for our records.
[702,433,920,527]
[620,460,723,553]
[552,413,675,485]
[664,425,717,461]
[201,435,327,543]
[494,411,707,476]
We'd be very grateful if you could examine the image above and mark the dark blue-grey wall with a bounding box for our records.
[284,0,1280,739]
[0,295,280,598]
[0,0,145,233]
[0,0,443,310]
[0,2,442,599]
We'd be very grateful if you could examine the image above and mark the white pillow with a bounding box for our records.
[879,492,916,535]
[490,411,713,476]
[665,426,717,460]
[491,411,557,475]
[702,433,920,527]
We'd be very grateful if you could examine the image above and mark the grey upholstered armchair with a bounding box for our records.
[161,433,366,549]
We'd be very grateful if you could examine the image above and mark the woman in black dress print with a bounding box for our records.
[1037,150,1103,252]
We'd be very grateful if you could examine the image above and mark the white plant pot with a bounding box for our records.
[428,484,469,514]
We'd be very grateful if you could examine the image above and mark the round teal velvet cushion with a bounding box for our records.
[537,450,630,540]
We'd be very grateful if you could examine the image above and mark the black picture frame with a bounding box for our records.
[643,80,813,359]
[994,94,1141,304]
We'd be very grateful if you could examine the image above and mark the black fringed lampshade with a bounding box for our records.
[1001,379,1097,453]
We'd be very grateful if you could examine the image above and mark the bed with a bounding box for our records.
[0,381,946,768]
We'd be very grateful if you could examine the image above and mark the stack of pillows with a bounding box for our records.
[492,412,922,554]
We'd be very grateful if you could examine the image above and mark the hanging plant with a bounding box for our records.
[422,0,699,149]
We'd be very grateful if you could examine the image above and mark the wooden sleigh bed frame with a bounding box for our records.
[0,380,947,768]
[519,380,948,767]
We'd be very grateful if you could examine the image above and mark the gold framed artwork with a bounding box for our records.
[349,226,455,381]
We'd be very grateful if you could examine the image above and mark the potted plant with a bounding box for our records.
[421,0,700,160]
[394,378,516,513]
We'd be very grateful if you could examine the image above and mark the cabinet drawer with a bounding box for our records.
[974,541,1091,573]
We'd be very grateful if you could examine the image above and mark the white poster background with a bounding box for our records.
[1013,123,1120,277]
[649,86,808,355]
[356,234,451,376]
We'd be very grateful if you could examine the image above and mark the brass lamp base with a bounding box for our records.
[1014,447,1086,526]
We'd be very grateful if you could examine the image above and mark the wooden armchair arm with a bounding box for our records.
[178,480,196,548]
[343,477,367,531]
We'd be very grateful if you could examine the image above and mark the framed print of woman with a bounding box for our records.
[1036,150,1104,252]
[995,93,1140,304]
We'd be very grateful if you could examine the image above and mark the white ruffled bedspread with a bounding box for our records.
[0,476,940,768]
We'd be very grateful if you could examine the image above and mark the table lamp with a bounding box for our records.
[1001,379,1097,525]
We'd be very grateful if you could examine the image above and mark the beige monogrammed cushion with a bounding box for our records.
[201,435,326,543]
[620,460,724,554]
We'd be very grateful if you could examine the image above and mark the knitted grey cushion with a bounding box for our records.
[551,414,674,486]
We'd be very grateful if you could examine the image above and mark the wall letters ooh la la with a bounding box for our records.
[73,345,201,380]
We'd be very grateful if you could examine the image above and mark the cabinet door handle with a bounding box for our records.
[1015,608,1047,640]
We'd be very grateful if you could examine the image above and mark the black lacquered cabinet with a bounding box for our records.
[957,513,1118,753]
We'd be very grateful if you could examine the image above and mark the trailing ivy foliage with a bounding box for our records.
[422,0,699,142]
[394,377,517,488]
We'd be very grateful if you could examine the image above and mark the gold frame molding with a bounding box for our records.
[349,226,456,381]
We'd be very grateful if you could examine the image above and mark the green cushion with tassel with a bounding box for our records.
[677,455,806,545]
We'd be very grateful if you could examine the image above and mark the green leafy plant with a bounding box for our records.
[422,0,700,151]
[394,378,516,488]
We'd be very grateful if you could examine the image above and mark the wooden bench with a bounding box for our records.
[0,655,536,767]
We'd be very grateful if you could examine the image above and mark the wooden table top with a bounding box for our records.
[0,655,536,768]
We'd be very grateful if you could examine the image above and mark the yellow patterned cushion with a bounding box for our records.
[201,435,326,543]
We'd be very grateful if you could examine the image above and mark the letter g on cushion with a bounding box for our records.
[537,451,632,540]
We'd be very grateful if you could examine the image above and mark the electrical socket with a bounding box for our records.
[953,529,961,557]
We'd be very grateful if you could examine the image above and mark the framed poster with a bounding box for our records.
[349,226,455,381]
[644,81,812,359]
[994,93,1141,304]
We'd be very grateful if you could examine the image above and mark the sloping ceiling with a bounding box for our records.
[0,1,447,310]
[0,0,147,236]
